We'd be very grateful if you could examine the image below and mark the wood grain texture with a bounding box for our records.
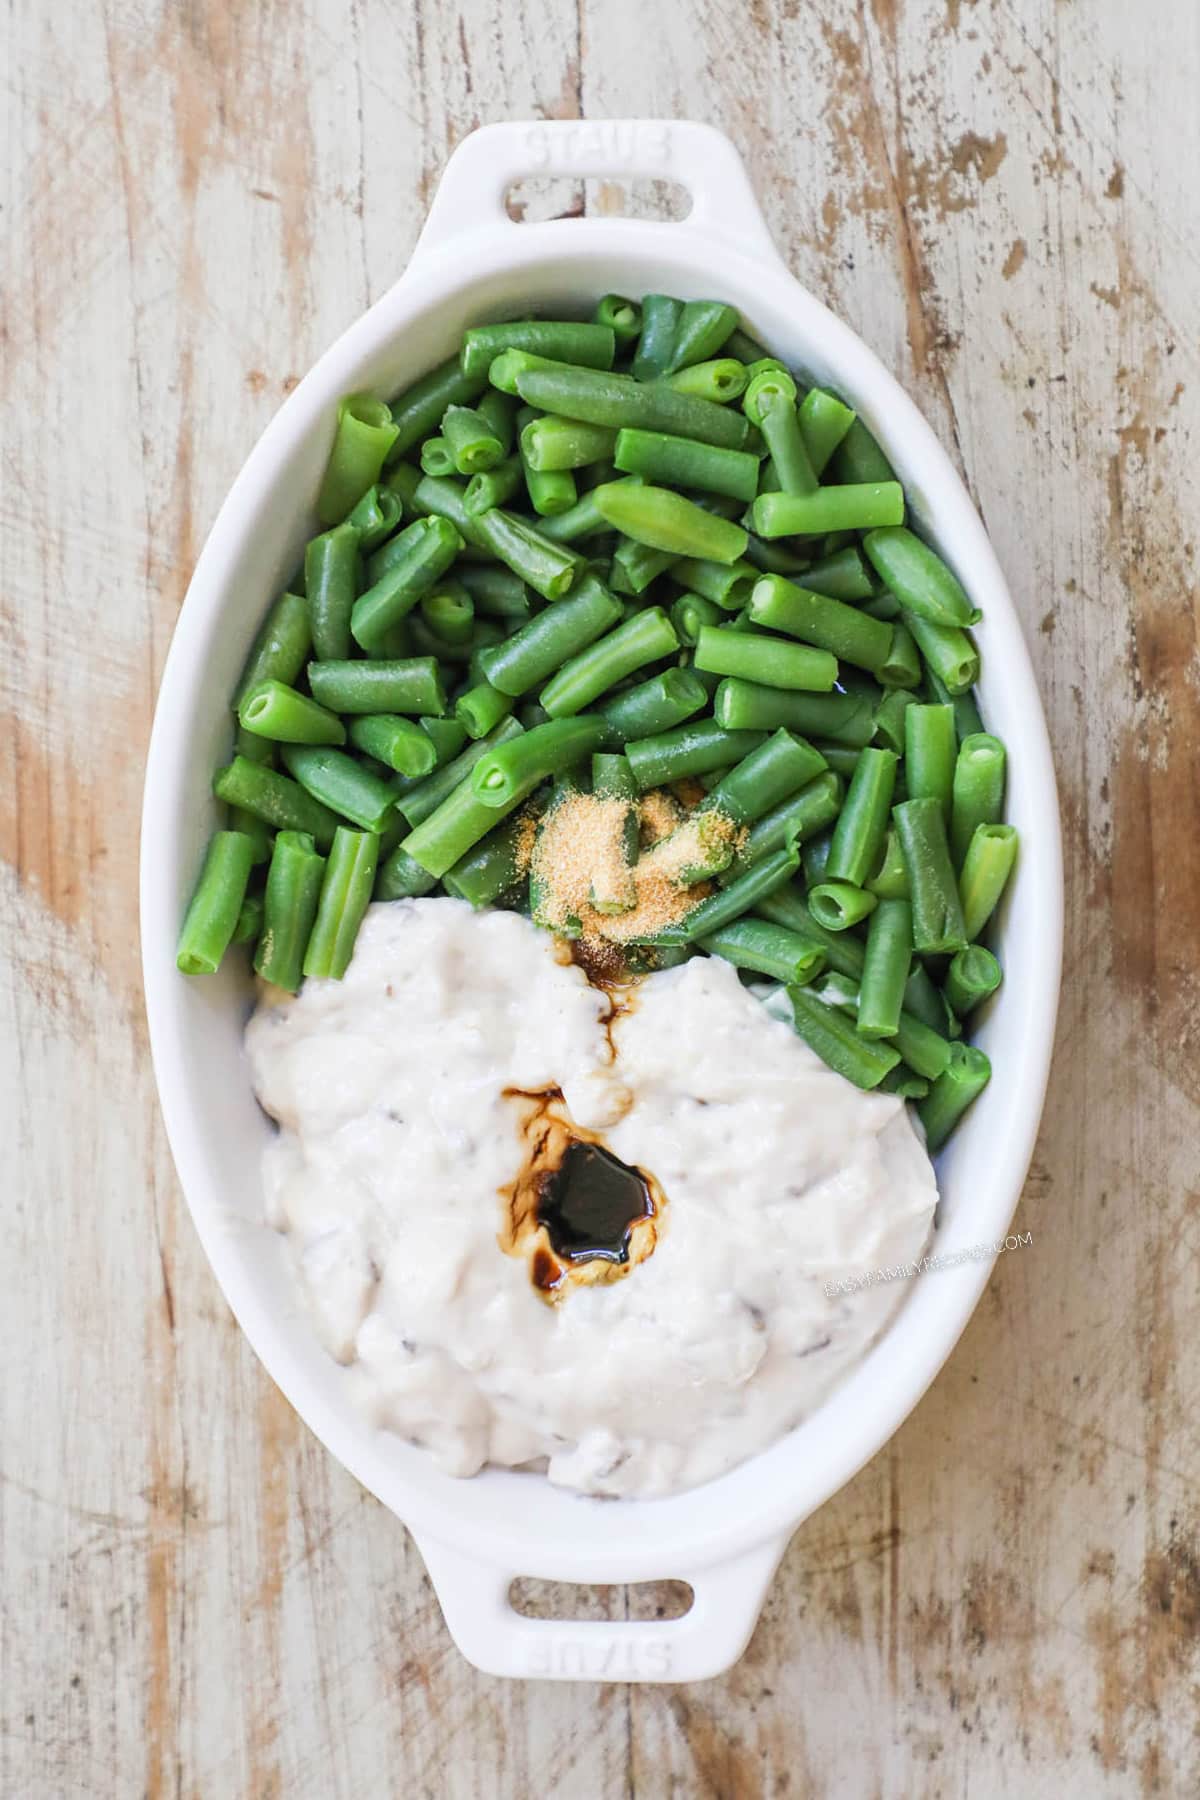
[3,0,1198,1794]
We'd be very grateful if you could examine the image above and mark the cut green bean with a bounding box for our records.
[592,480,748,564]
[477,573,621,697]
[345,482,404,552]
[230,892,264,951]
[755,883,866,979]
[798,546,876,602]
[744,367,818,497]
[903,610,980,696]
[389,356,488,459]
[801,827,834,885]
[733,771,842,867]
[959,823,1018,940]
[593,294,642,344]
[302,828,379,979]
[441,403,503,475]
[213,756,340,850]
[521,415,617,472]
[919,1043,991,1150]
[903,963,955,1037]
[375,846,439,900]
[464,319,616,378]
[879,623,921,690]
[443,813,530,907]
[176,830,256,975]
[944,943,1002,1017]
[464,454,523,516]
[346,714,439,777]
[227,805,272,863]
[406,473,489,552]
[694,625,837,692]
[950,733,1007,866]
[625,719,766,790]
[420,581,474,646]
[862,526,980,629]
[787,985,899,1090]
[904,703,956,822]
[797,389,856,478]
[307,657,446,717]
[350,515,463,653]
[632,294,683,381]
[753,483,905,537]
[810,880,878,932]
[317,394,399,526]
[748,572,893,674]
[457,564,532,618]
[233,590,312,709]
[455,680,515,739]
[669,846,799,941]
[670,591,723,647]
[857,898,913,1038]
[403,755,536,877]
[420,435,456,477]
[532,487,610,543]
[662,358,749,402]
[829,417,896,486]
[825,746,897,887]
[508,356,750,449]
[281,745,397,833]
[865,825,910,899]
[472,717,606,809]
[253,830,326,991]
[671,556,757,610]
[596,668,708,747]
[814,973,953,1082]
[700,918,825,985]
[873,687,917,758]
[893,795,968,953]
[305,524,359,663]
[539,605,679,717]
[702,728,828,825]
[714,677,879,744]
[665,299,738,372]
[396,716,524,826]
[473,507,580,599]
[725,327,769,363]
[239,680,346,746]
[613,429,759,503]
[607,536,675,595]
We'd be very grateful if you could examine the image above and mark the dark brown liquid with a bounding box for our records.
[536,1141,653,1266]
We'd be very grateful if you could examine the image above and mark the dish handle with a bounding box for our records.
[412,1530,788,1683]
[413,118,785,268]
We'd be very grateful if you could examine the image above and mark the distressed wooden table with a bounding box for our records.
[4,1,1198,1794]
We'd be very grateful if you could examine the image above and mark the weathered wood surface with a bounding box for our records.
[3,1,1198,1794]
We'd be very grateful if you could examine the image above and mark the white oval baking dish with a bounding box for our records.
[140,119,1062,1684]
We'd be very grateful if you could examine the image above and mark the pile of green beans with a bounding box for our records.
[176,293,1015,1147]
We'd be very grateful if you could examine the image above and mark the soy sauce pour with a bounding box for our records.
[536,1141,653,1266]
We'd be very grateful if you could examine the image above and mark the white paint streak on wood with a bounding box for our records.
[2,0,1199,1794]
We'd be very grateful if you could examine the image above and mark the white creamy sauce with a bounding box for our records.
[246,899,937,1498]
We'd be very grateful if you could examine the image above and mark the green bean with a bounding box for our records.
[857,898,913,1038]
[695,625,837,693]
[700,918,825,985]
[878,622,921,691]
[232,896,264,954]
[862,526,980,629]
[596,667,708,747]
[810,880,878,931]
[918,1043,991,1150]
[383,461,422,510]
[815,973,952,1082]
[733,771,842,867]
[307,657,446,717]
[345,482,404,552]
[305,524,359,662]
[346,714,438,777]
[593,294,642,344]
[227,805,272,863]
[625,719,766,789]
[959,823,1018,939]
[797,389,856,477]
[252,830,326,990]
[464,319,616,378]
[754,883,866,979]
[703,728,827,824]
[231,591,312,713]
[928,668,985,741]
[902,610,980,695]
[464,454,523,516]
[878,1064,931,1100]
[521,453,577,518]
[944,944,1002,1017]
[317,394,399,526]
[747,572,893,674]
[865,825,910,899]
[753,483,905,537]
[714,677,879,744]
[632,294,683,380]
[403,752,537,877]
[744,367,818,496]
[478,387,518,456]
[473,507,580,599]
[825,746,897,887]
[420,581,474,646]
[829,416,896,486]
[539,605,679,717]
[396,716,524,826]
[521,415,617,472]
[302,827,379,979]
[239,680,346,746]
[801,826,834,885]
[281,745,397,833]
[798,546,876,602]
[669,846,799,941]
[609,536,678,594]
[950,733,1006,866]
[591,480,748,564]
[903,962,956,1037]
[893,796,968,953]
[418,716,468,767]
[670,591,723,647]
[904,703,956,822]
[213,756,340,850]
[725,326,769,363]
[472,717,606,809]
[389,355,488,459]
[375,846,439,900]
[455,680,515,739]
[786,985,899,1090]
[613,428,759,504]
[662,358,749,402]
[443,813,530,907]
[350,516,462,653]
[810,744,859,781]
[671,556,757,610]
[406,473,489,552]
[664,299,738,372]
[457,564,532,618]
[531,487,611,543]
[507,356,750,449]
[176,830,256,975]
[476,572,621,697]
[420,436,456,476]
